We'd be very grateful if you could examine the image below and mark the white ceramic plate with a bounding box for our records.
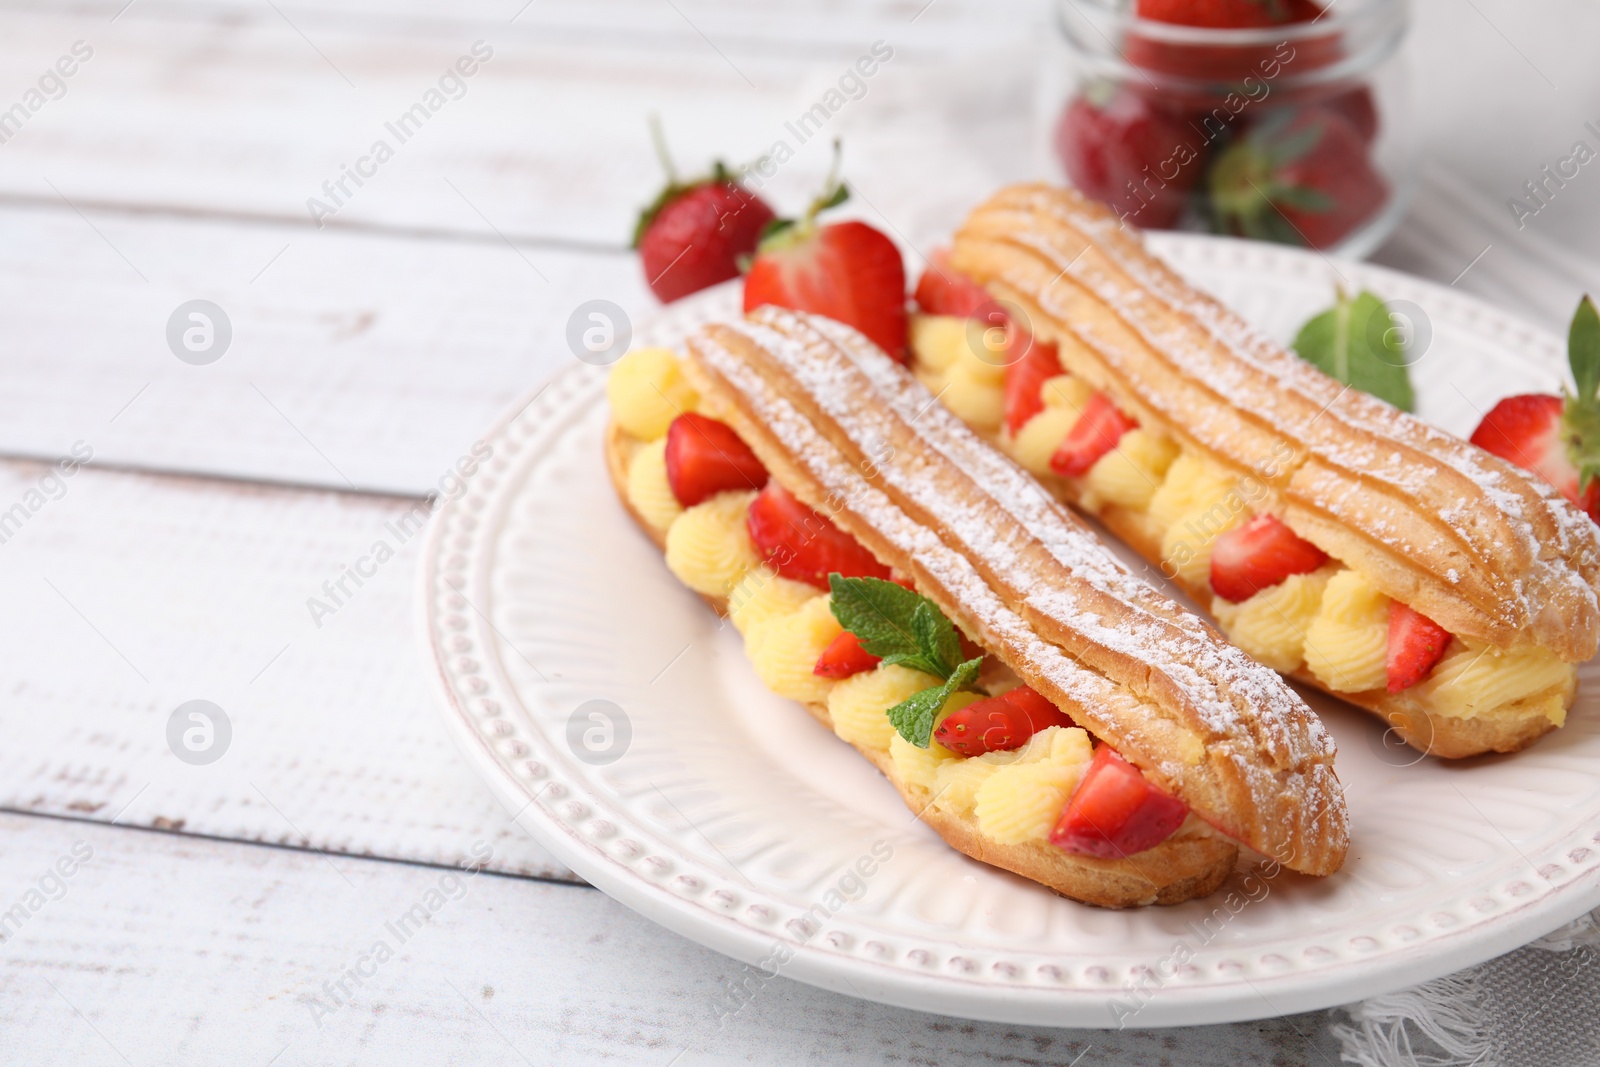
[417,233,1600,1028]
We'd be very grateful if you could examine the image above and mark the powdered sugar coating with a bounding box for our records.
[687,310,1346,872]
[957,185,1600,659]
[795,314,1319,759]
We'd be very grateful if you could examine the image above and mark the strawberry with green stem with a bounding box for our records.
[1209,106,1386,249]
[743,143,909,361]
[633,117,775,303]
[1470,296,1600,522]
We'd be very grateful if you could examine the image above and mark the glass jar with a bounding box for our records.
[1045,0,1413,257]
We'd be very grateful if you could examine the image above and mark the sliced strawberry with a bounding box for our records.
[1386,603,1451,694]
[1049,391,1137,477]
[932,685,1076,757]
[1208,514,1327,602]
[663,413,769,507]
[1050,746,1189,859]
[742,165,908,361]
[1469,394,1600,520]
[1003,336,1063,436]
[745,220,907,361]
[745,482,891,590]
[913,249,992,318]
[813,630,881,679]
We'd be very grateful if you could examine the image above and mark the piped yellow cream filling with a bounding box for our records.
[1418,640,1576,724]
[911,315,1006,433]
[664,490,761,599]
[625,438,683,534]
[901,326,1577,722]
[621,342,1573,746]
[608,346,697,439]
[1212,567,1333,674]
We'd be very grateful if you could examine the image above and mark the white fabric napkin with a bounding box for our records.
[1331,908,1600,1065]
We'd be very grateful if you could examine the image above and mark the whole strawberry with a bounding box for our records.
[1470,296,1600,523]
[1208,106,1386,249]
[633,130,774,303]
[1054,84,1204,229]
[742,156,908,361]
[1136,0,1323,27]
[1127,0,1330,81]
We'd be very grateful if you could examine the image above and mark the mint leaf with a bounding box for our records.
[827,574,926,661]
[829,574,966,678]
[1293,290,1416,412]
[828,576,987,747]
[909,600,962,677]
[1570,295,1600,405]
[887,657,984,748]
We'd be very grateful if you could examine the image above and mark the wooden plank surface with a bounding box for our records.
[0,457,572,881]
[0,203,647,495]
[0,813,1348,1066]
[0,0,1595,264]
[0,0,1040,248]
[0,0,1592,502]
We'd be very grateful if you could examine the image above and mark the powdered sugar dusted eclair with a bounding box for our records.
[911,183,1600,758]
[604,305,1348,907]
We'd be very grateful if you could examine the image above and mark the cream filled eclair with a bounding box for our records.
[906,183,1600,758]
[605,305,1347,907]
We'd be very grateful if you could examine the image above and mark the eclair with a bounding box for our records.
[908,183,1600,758]
[604,304,1347,907]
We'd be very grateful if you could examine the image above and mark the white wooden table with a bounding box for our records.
[1,1,1596,1062]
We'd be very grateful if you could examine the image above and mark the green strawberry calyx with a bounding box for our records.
[1208,110,1332,245]
[1561,295,1600,490]
[753,139,850,256]
[631,115,753,248]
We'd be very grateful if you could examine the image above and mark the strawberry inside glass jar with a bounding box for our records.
[1050,0,1412,255]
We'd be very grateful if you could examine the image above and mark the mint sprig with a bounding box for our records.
[828,574,986,747]
[829,574,962,677]
[1292,289,1416,412]
[1562,295,1600,491]
[887,656,984,749]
